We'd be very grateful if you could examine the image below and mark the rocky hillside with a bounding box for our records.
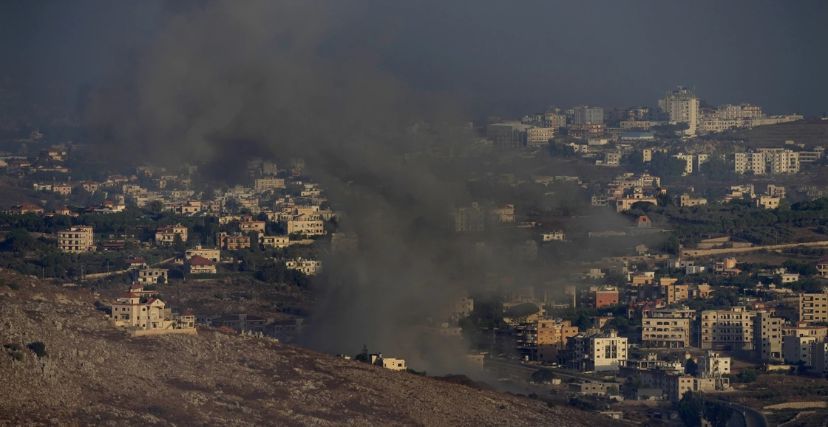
[0,269,613,426]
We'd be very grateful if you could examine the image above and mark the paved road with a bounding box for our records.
[709,399,768,427]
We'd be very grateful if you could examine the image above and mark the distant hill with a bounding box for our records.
[734,120,828,148]
[0,269,610,426]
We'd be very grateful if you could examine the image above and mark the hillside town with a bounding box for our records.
[2,86,828,425]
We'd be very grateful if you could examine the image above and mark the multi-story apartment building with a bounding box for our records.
[736,149,801,175]
[734,152,766,175]
[659,87,699,137]
[526,127,556,147]
[254,177,286,192]
[798,292,828,324]
[571,106,604,125]
[641,308,693,348]
[517,319,579,362]
[754,311,784,362]
[58,226,94,253]
[287,214,326,236]
[700,307,755,351]
[486,122,531,149]
[567,330,628,372]
[760,148,800,174]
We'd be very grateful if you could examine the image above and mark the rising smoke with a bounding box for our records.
[84,0,520,374]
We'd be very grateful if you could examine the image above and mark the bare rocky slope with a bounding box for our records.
[0,269,614,426]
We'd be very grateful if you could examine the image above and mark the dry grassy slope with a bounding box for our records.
[0,270,614,426]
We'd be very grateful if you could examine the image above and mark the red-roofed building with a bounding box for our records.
[188,255,217,274]
[126,258,147,270]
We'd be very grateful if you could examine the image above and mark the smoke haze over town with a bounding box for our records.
[1,1,828,425]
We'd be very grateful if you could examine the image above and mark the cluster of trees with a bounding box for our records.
[632,197,828,246]
[675,392,733,427]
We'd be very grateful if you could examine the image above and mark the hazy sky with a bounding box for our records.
[1,0,827,118]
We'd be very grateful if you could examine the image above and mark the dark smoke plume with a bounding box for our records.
[86,0,515,374]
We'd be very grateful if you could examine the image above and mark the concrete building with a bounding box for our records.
[58,226,94,253]
[111,288,195,333]
[755,195,781,210]
[188,255,217,274]
[811,339,828,373]
[260,235,290,249]
[217,232,251,250]
[674,154,695,175]
[641,308,694,348]
[185,246,220,263]
[486,122,530,149]
[666,375,718,402]
[572,106,604,125]
[287,214,326,236]
[798,292,828,324]
[568,330,628,372]
[818,257,828,278]
[699,351,731,376]
[155,224,188,246]
[783,335,817,366]
[285,258,322,276]
[239,219,266,234]
[517,319,579,362]
[679,193,707,207]
[754,311,784,362]
[526,127,556,147]
[137,268,168,285]
[254,177,286,192]
[761,148,800,174]
[592,287,619,309]
[542,231,566,242]
[700,307,755,351]
[368,354,407,371]
[659,87,699,137]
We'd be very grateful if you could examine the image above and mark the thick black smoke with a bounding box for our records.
[85,0,520,374]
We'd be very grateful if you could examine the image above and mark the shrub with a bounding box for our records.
[4,343,24,361]
[26,341,47,358]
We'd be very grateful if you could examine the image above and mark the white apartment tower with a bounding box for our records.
[659,87,700,137]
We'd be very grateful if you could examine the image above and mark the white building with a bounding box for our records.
[699,351,731,376]
[569,330,628,372]
[542,231,566,242]
[285,258,322,276]
[659,87,699,137]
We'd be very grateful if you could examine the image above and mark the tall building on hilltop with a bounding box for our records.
[571,106,604,125]
[659,87,699,137]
